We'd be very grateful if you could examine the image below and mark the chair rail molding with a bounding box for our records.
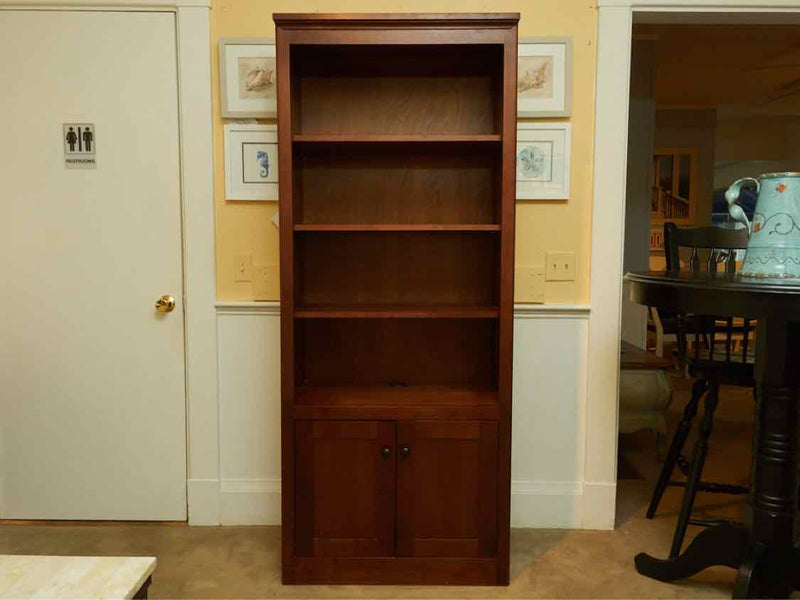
[215,301,281,316]
[590,0,800,532]
[215,301,590,319]
[0,0,218,525]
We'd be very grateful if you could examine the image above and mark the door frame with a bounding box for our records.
[587,0,800,529]
[0,0,218,524]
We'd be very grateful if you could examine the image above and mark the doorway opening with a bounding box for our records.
[616,17,800,550]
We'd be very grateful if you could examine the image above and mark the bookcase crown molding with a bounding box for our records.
[273,12,520,28]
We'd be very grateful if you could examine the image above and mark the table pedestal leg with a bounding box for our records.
[732,377,800,599]
[635,320,800,599]
[635,522,748,581]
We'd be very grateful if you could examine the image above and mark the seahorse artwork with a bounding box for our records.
[245,66,274,91]
[518,61,548,94]
[256,150,270,178]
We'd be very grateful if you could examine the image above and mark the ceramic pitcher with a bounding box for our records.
[725,173,800,278]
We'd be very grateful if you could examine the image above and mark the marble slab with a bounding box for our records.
[0,555,156,599]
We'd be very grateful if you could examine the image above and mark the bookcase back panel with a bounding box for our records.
[294,144,500,224]
[292,45,503,135]
[296,318,497,387]
[296,232,498,306]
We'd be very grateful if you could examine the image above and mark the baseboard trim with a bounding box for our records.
[581,481,617,530]
[187,478,220,525]
[511,480,584,528]
[220,478,281,525]
[214,478,585,528]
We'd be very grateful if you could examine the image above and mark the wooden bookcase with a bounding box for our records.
[274,13,519,586]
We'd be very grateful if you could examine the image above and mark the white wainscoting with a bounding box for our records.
[215,302,591,528]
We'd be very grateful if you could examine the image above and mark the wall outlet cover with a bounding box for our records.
[516,266,546,303]
[234,253,253,282]
[253,264,279,300]
[545,251,576,282]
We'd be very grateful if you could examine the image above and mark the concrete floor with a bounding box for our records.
[0,377,770,598]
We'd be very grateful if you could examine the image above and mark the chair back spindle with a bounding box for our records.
[661,223,754,381]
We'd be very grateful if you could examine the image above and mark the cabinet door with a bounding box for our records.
[295,420,395,557]
[396,420,498,558]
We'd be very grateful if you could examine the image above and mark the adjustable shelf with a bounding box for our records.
[293,134,502,144]
[294,304,500,319]
[295,385,498,406]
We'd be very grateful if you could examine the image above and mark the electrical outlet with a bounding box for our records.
[516,266,546,303]
[545,251,576,282]
[234,253,253,282]
[253,264,279,300]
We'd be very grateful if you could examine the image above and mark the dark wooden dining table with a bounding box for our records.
[626,269,800,599]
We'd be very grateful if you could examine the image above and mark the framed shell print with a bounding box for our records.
[516,122,571,200]
[219,38,276,118]
[224,124,278,201]
[518,37,572,118]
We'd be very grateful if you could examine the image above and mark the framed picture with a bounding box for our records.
[224,124,278,201]
[219,38,276,118]
[516,122,571,200]
[518,37,572,117]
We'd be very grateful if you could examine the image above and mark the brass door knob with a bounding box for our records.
[155,295,176,313]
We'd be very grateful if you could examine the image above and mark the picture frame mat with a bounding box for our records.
[516,122,572,200]
[219,37,277,118]
[518,36,572,118]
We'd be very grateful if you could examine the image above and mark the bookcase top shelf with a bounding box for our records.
[293,134,502,144]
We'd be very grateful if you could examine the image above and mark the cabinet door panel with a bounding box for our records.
[295,420,395,557]
[397,420,497,557]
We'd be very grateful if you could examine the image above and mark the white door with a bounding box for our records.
[0,10,187,520]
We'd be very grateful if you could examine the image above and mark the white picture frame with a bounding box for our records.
[516,122,571,201]
[518,37,572,118]
[219,38,276,119]
[224,124,278,201]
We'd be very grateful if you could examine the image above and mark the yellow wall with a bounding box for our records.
[212,0,596,303]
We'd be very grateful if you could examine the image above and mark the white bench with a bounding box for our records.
[0,555,156,599]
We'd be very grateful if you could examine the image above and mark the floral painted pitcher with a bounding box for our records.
[725,173,800,278]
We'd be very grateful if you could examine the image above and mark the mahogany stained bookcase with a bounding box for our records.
[274,13,519,586]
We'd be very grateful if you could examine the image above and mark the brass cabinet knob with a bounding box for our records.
[381,446,392,459]
[400,444,411,457]
[155,295,176,313]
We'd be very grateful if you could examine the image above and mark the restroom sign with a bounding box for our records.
[63,123,96,169]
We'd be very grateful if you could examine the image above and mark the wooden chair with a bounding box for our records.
[647,306,678,359]
[645,222,754,559]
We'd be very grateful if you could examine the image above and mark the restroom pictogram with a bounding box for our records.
[63,122,96,169]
